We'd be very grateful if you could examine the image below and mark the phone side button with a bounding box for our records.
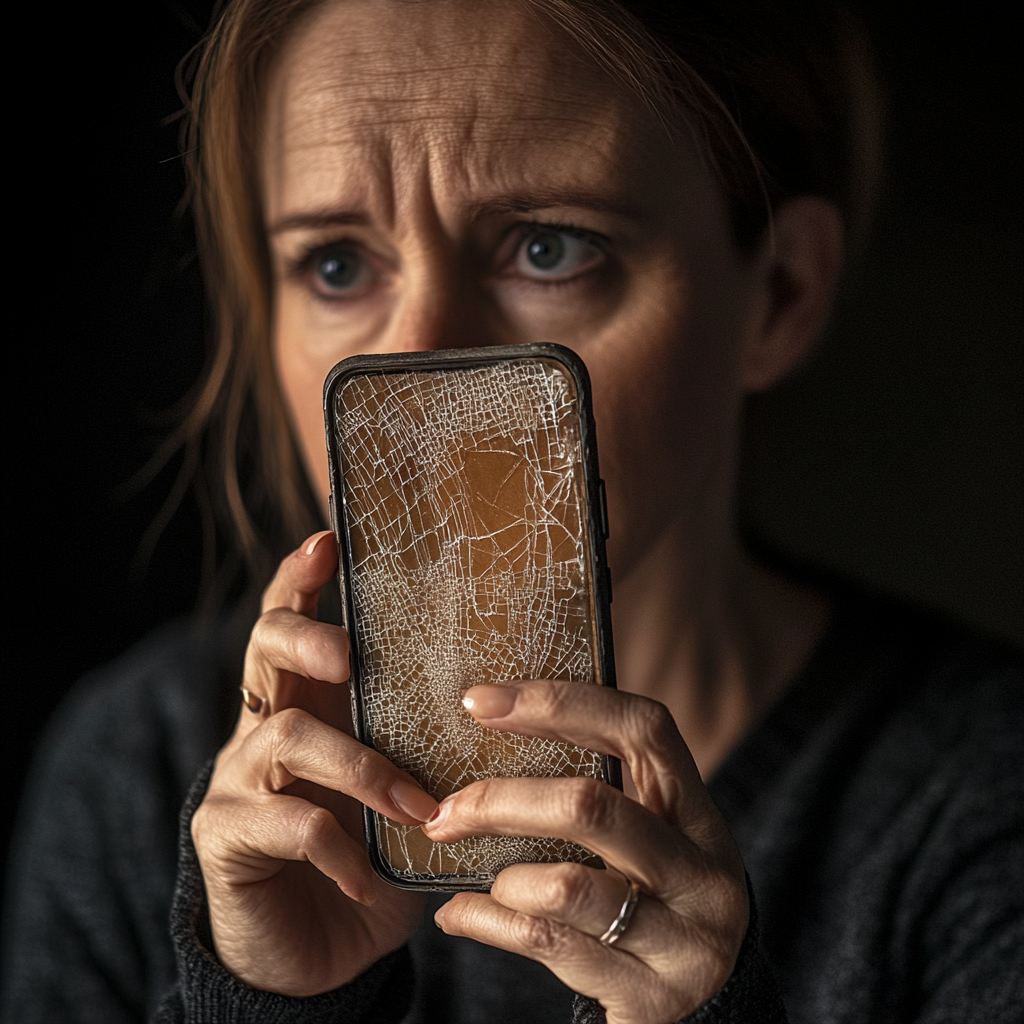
[329,493,339,536]
[598,479,610,539]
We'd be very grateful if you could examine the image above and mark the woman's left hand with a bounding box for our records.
[422,680,748,1024]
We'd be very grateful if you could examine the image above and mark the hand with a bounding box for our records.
[191,531,438,996]
[423,680,748,1024]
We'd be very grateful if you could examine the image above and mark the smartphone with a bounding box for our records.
[323,344,618,891]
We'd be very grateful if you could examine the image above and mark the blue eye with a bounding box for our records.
[314,247,368,293]
[515,228,604,281]
[525,231,565,270]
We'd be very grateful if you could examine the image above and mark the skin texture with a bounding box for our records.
[192,1,844,1020]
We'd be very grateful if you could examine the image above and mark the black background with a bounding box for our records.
[4,2,1021,871]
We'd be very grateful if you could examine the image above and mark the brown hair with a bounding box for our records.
[163,0,882,597]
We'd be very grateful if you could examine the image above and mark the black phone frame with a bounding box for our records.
[323,343,620,892]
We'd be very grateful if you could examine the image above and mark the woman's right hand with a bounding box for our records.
[191,531,438,996]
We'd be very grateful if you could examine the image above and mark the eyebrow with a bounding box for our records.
[470,189,639,220]
[269,189,639,235]
[268,210,370,234]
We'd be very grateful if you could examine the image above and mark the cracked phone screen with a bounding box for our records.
[334,356,606,886]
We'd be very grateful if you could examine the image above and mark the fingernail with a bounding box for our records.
[304,530,333,556]
[425,798,452,830]
[462,684,518,718]
[390,780,438,823]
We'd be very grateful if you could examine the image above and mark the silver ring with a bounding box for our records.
[598,878,641,946]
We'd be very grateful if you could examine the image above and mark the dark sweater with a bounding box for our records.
[2,591,1022,1023]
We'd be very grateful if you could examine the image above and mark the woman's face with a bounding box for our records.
[264,0,764,579]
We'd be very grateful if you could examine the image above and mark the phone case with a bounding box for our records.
[323,344,618,891]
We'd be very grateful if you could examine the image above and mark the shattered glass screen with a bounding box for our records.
[334,357,606,886]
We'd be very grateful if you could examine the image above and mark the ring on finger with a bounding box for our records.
[240,687,267,715]
[598,877,641,946]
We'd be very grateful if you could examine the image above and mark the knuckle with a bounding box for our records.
[296,804,337,852]
[264,706,312,752]
[249,608,287,658]
[465,777,498,820]
[256,606,287,636]
[629,697,677,750]
[545,863,593,917]
[482,775,508,808]
[190,795,234,858]
[512,912,569,955]
[342,743,380,789]
[534,679,575,718]
[562,776,612,834]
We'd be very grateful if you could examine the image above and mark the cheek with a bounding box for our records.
[583,277,749,571]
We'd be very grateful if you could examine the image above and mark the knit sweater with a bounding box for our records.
[3,590,1022,1023]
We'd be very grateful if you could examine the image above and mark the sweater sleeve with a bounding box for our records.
[569,880,787,1024]
[151,762,415,1024]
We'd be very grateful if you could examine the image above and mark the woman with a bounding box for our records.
[3,1,1021,1022]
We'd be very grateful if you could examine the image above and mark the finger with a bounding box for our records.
[238,608,351,728]
[489,862,684,961]
[220,707,438,825]
[434,892,665,1022]
[246,608,351,691]
[463,681,711,832]
[437,890,734,1023]
[194,790,377,904]
[422,775,697,897]
[261,531,337,617]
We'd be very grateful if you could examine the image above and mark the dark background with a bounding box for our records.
[4,3,1021,872]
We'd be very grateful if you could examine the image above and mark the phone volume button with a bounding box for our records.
[598,479,610,539]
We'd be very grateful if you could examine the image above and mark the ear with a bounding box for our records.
[741,196,845,392]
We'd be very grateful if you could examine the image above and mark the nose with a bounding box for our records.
[383,245,498,354]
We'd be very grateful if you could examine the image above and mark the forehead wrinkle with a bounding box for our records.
[280,74,628,209]
[277,1,636,148]
[267,0,676,233]
[282,56,629,174]
[276,113,638,236]
[285,0,609,105]
[284,123,624,194]
[284,65,620,146]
